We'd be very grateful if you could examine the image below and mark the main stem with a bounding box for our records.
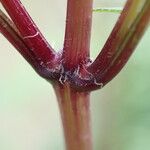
[54,1,93,149]
[54,83,92,150]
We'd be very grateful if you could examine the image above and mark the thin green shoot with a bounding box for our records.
[93,7,123,14]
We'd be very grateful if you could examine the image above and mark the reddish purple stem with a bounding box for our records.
[1,0,56,66]
[0,10,57,79]
[0,10,37,68]
[84,0,150,90]
[0,0,150,92]
[63,0,93,70]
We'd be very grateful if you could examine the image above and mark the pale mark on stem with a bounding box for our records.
[58,64,67,84]
[23,31,39,39]
[94,78,103,88]
[59,74,64,84]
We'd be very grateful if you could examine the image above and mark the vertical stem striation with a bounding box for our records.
[54,83,93,150]
[63,0,93,70]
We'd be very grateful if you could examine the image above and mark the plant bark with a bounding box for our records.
[54,83,93,150]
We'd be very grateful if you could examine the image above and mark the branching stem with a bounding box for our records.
[0,0,150,149]
[87,0,150,89]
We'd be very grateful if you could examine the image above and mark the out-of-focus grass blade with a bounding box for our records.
[93,8,122,14]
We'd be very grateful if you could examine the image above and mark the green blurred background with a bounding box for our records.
[0,0,150,150]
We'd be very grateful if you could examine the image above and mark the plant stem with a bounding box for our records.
[87,0,150,89]
[54,83,93,150]
[0,10,57,79]
[63,0,93,70]
[0,10,38,68]
[1,0,56,65]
